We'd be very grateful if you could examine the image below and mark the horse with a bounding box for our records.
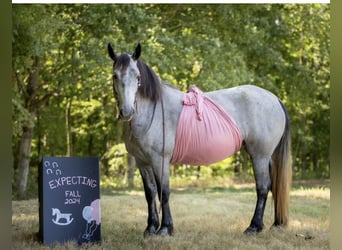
[107,43,292,236]
[52,208,74,226]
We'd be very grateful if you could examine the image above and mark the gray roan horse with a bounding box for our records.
[107,43,292,236]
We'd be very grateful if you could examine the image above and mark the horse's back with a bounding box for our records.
[207,84,279,107]
[206,85,286,154]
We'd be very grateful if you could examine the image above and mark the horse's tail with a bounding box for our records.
[271,100,292,226]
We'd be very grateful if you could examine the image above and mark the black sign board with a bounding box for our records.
[39,157,101,245]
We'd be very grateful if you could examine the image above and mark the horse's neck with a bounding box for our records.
[125,95,156,138]
[129,84,183,135]
[160,84,184,122]
[134,96,156,122]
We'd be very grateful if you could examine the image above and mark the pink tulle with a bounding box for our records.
[171,86,242,165]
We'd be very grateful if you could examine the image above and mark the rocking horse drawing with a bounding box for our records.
[52,208,74,226]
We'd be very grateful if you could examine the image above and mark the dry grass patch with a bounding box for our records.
[12,184,329,249]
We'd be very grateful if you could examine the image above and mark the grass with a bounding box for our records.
[12,180,329,249]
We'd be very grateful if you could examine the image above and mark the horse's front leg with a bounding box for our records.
[137,160,160,237]
[154,162,173,236]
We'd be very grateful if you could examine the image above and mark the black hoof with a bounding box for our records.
[244,225,263,234]
[157,226,173,236]
[143,226,158,237]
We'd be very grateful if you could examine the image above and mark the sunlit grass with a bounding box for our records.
[292,186,330,200]
[12,180,329,249]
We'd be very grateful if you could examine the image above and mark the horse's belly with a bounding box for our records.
[171,86,242,165]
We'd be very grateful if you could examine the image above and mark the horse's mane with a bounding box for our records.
[137,60,162,102]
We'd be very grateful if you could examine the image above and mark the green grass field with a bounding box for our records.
[12,181,329,249]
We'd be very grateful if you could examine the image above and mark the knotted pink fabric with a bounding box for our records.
[171,85,242,165]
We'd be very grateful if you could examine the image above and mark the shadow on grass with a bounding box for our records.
[292,179,330,190]
[101,179,330,197]
[172,186,255,194]
[12,229,40,244]
[100,186,256,197]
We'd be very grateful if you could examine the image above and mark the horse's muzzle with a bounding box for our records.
[119,107,135,121]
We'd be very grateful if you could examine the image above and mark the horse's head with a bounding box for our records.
[107,43,141,121]
[52,208,58,215]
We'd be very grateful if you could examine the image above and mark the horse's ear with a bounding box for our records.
[132,43,141,61]
[107,43,117,62]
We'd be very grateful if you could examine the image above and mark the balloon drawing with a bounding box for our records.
[81,199,101,241]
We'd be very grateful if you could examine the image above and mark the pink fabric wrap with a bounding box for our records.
[171,85,242,165]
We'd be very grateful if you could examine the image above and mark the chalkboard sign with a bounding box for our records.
[39,157,101,245]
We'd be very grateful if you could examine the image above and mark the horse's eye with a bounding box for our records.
[113,74,117,80]
[137,75,141,82]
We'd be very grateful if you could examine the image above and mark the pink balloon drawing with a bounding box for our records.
[81,199,101,241]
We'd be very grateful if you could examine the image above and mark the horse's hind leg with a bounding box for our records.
[137,160,160,236]
[245,157,271,234]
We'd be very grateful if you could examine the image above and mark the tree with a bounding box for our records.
[12,4,330,198]
[12,5,63,198]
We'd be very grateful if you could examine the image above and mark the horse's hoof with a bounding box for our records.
[270,223,287,231]
[157,226,173,236]
[244,226,263,234]
[143,226,158,237]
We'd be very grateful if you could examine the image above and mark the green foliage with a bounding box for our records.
[101,143,136,189]
[12,4,330,196]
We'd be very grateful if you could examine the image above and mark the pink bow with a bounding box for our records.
[182,85,204,121]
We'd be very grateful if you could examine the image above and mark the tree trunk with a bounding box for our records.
[65,97,73,156]
[126,154,136,188]
[234,150,249,176]
[15,56,40,199]
[241,150,249,173]
[15,56,56,198]
[16,113,35,199]
[196,166,201,179]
